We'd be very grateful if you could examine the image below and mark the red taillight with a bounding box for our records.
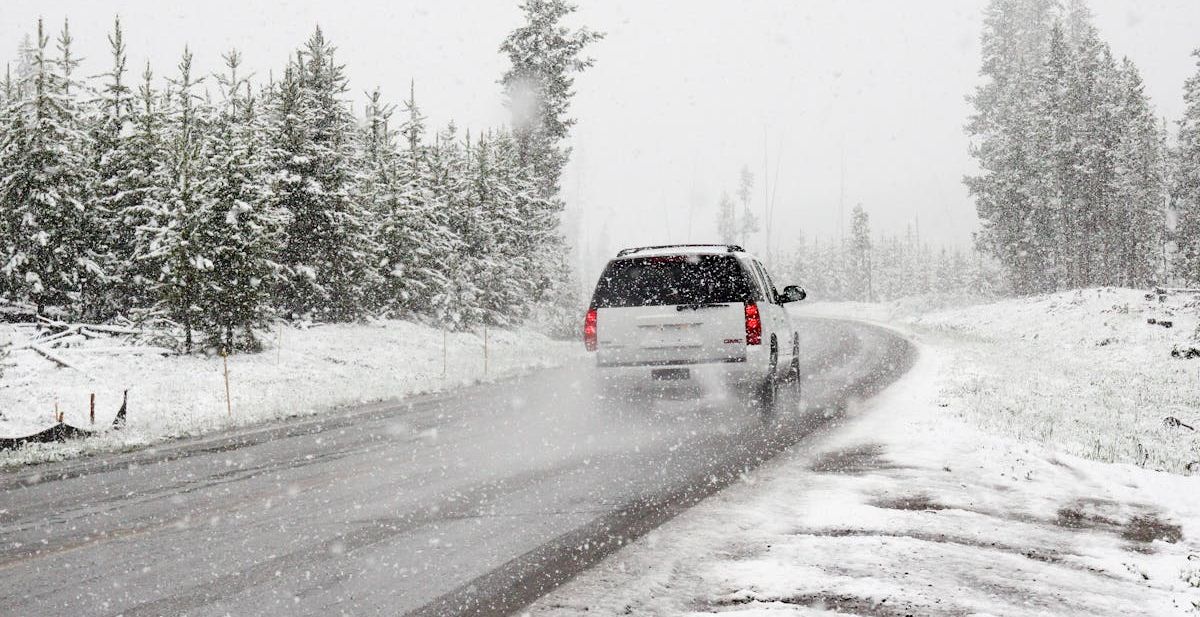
[744,303,761,346]
[584,308,598,351]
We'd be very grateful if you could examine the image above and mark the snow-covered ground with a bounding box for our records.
[912,288,1200,474]
[0,320,577,467]
[525,288,1200,616]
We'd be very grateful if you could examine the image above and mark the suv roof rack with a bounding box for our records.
[616,243,744,257]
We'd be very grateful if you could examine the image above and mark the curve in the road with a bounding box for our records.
[412,318,915,617]
[0,318,914,617]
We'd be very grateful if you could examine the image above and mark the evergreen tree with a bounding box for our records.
[427,123,478,328]
[737,165,758,246]
[850,204,873,301]
[1068,22,1122,286]
[142,48,214,351]
[0,19,102,319]
[968,0,1166,293]
[467,132,513,326]
[499,0,603,199]
[499,1,599,334]
[966,0,1058,295]
[388,84,454,320]
[114,62,168,312]
[1113,58,1165,287]
[1030,23,1073,290]
[270,29,378,322]
[92,16,140,317]
[198,50,282,350]
[1173,49,1200,285]
[716,192,737,245]
[360,86,399,312]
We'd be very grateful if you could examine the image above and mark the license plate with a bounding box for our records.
[651,368,691,381]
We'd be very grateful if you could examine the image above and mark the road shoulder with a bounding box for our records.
[523,327,1200,616]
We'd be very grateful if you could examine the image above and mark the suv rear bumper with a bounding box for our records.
[591,349,769,398]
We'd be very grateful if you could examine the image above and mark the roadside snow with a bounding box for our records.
[524,290,1200,616]
[910,288,1200,474]
[0,320,577,467]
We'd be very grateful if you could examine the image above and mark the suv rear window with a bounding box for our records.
[591,254,755,308]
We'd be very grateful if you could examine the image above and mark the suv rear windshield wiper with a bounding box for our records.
[676,302,728,311]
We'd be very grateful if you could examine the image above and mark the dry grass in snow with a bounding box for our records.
[907,287,1200,474]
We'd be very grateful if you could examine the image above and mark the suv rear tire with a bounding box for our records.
[788,334,802,397]
[757,336,780,416]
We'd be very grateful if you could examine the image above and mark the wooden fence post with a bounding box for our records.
[89,393,95,426]
[222,348,232,417]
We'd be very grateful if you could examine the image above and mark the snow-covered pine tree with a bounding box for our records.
[385,84,454,321]
[197,50,282,351]
[494,127,567,321]
[1112,58,1166,287]
[487,129,549,326]
[951,249,971,293]
[10,35,36,102]
[968,0,1164,294]
[143,48,215,351]
[427,122,481,329]
[499,0,603,200]
[359,87,398,313]
[849,204,872,302]
[0,19,102,320]
[91,16,141,318]
[873,234,901,299]
[1173,49,1200,285]
[933,248,953,294]
[467,131,515,326]
[716,192,737,245]
[1030,23,1073,291]
[270,29,378,322]
[1066,19,1122,287]
[966,0,1057,295]
[500,0,602,335]
[113,62,168,313]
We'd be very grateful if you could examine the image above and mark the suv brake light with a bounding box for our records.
[584,308,598,351]
[744,303,761,345]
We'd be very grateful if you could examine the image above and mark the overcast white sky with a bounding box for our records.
[4,1,1200,277]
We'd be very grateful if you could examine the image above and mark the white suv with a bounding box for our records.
[584,244,806,410]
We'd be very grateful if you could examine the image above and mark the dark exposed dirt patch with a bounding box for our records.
[1122,514,1183,544]
[1055,505,1121,531]
[1054,498,1182,546]
[871,493,949,511]
[809,443,907,474]
[1054,497,1126,531]
[714,591,967,617]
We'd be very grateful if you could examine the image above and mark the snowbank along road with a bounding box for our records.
[0,317,914,617]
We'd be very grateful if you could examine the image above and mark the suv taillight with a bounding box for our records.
[744,303,761,345]
[584,308,598,351]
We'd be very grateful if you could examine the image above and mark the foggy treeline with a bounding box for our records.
[774,205,998,304]
[967,0,1178,295]
[0,1,601,352]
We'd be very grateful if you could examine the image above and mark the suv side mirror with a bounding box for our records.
[781,285,806,303]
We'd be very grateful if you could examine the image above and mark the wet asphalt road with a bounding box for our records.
[0,317,913,617]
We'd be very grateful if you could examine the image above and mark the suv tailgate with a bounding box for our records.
[590,254,754,367]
